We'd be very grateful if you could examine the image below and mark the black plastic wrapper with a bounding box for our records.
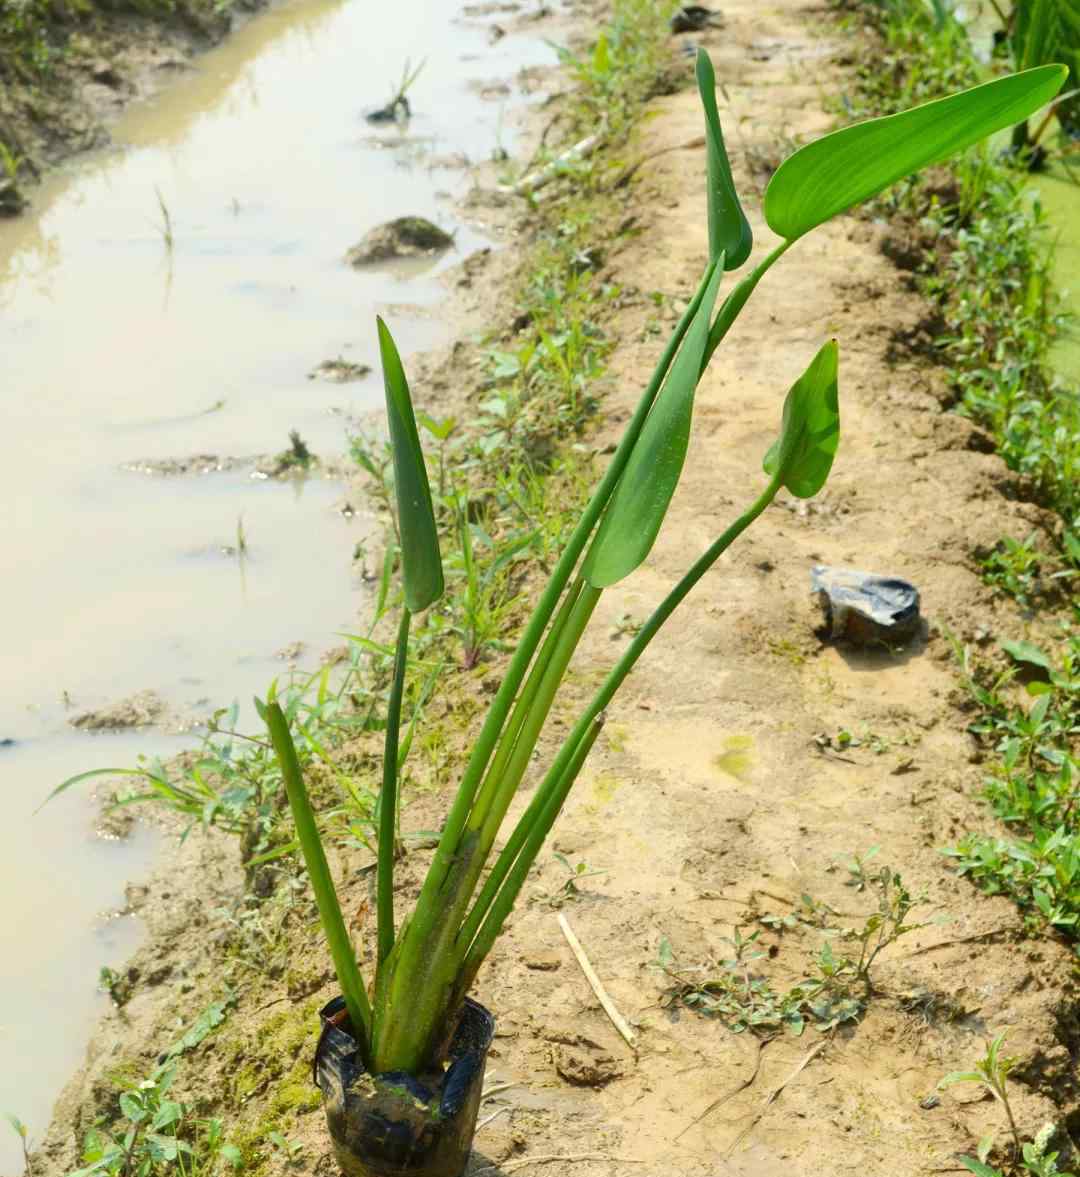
[314,996,495,1177]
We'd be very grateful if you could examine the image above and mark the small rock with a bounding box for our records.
[523,950,562,972]
[346,217,454,267]
[810,565,921,645]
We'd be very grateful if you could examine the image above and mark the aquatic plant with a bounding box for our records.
[265,53,1066,1077]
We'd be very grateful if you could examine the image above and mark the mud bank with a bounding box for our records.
[0,0,269,209]
[28,3,1080,1177]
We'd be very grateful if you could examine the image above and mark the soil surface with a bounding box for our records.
[30,2,1080,1176]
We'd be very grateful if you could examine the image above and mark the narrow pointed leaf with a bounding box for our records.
[583,261,725,588]
[696,50,752,270]
[762,340,839,498]
[376,316,444,611]
[764,65,1067,240]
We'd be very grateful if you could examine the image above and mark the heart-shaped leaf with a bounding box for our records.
[762,340,839,498]
[583,261,725,588]
[764,64,1067,241]
[377,317,444,612]
[696,50,752,270]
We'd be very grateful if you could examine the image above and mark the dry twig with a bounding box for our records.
[558,913,636,1047]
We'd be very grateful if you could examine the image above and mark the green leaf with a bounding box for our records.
[938,1070,987,1089]
[583,261,725,588]
[376,316,444,612]
[764,65,1068,240]
[762,340,840,497]
[119,1094,145,1124]
[1001,639,1053,672]
[958,1158,1002,1177]
[696,51,752,270]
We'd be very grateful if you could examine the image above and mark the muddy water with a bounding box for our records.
[0,0,553,1161]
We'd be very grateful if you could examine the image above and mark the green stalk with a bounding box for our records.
[386,264,716,996]
[703,240,793,365]
[377,609,412,966]
[266,703,372,1061]
[470,584,602,853]
[458,474,783,961]
[464,579,585,833]
[458,713,605,989]
[376,584,602,1068]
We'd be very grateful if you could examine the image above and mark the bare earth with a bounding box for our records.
[33,2,1079,1176]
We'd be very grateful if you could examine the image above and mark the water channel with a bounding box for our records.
[0,1,554,1163]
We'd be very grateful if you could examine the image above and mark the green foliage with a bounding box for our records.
[72,1060,242,1177]
[762,339,841,497]
[657,856,928,1035]
[940,1033,1074,1175]
[376,318,444,613]
[839,0,1080,537]
[764,65,1066,240]
[582,259,725,588]
[944,630,1080,938]
[696,51,753,269]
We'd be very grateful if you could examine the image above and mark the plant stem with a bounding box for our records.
[465,579,585,833]
[457,712,606,994]
[703,239,793,364]
[472,583,602,852]
[460,473,783,965]
[266,702,372,1061]
[377,608,412,966]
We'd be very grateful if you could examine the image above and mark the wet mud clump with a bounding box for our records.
[346,217,454,266]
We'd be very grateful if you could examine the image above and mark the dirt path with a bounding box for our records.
[29,2,1080,1175]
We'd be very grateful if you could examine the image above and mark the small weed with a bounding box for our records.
[72,1061,242,1177]
[266,1131,303,1164]
[0,141,23,181]
[938,1031,1075,1175]
[535,852,607,908]
[4,1114,32,1177]
[944,630,1080,939]
[276,430,313,471]
[154,187,174,253]
[99,966,133,1009]
[658,857,928,1035]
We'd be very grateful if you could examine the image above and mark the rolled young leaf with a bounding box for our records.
[582,259,726,588]
[696,50,752,270]
[764,64,1067,241]
[376,316,445,612]
[762,340,839,498]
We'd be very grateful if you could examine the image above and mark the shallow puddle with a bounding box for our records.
[0,0,554,1159]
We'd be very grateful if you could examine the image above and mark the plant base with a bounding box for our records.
[315,996,495,1177]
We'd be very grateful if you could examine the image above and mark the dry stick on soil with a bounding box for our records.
[472,1156,644,1175]
[557,912,637,1048]
[900,927,1013,958]
[725,1040,828,1158]
[675,1036,771,1142]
